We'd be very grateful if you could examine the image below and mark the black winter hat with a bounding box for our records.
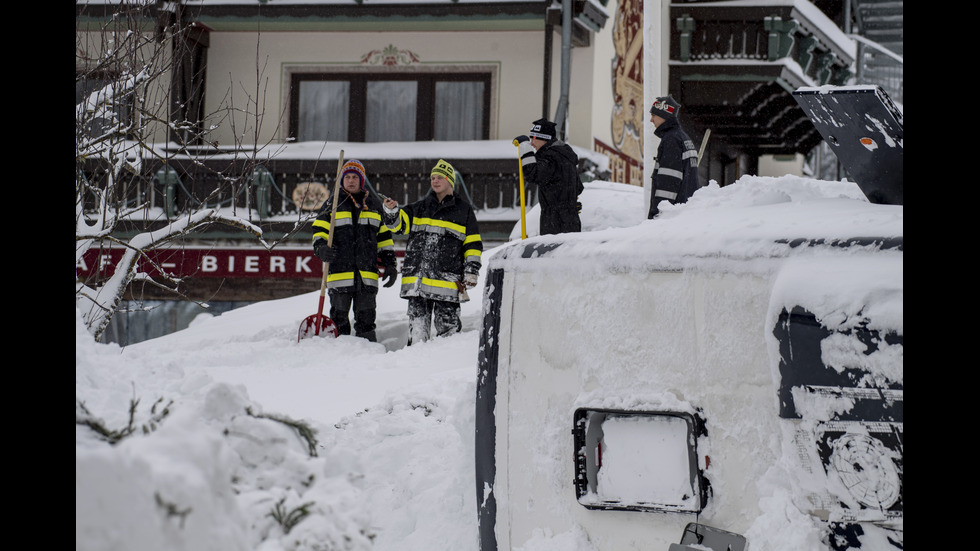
[529,118,557,141]
[650,96,681,119]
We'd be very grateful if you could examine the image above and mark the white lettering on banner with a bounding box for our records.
[80,249,337,278]
[296,256,312,273]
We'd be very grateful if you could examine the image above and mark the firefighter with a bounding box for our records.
[647,96,701,219]
[514,118,584,235]
[312,159,397,342]
[381,159,482,345]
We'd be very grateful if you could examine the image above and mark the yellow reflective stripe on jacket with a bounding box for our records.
[311,219,331,242]
[413,216,467,237]
[388,209,409,233]
[327,271,380,282]
[332,211,354,227]
[326,272,354,284]
[326,271,380,290]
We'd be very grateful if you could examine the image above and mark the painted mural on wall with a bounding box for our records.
[598,0,645,187]
[610,0,644,163]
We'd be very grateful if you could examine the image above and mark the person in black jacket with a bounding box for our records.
[514,118,584,235]
[381,159,482,345]
[312,159,397,342]
[648,96,701,219]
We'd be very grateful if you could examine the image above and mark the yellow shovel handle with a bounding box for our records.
[513,139,528,240]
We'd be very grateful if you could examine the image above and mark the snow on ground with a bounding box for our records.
[76,175,902,551]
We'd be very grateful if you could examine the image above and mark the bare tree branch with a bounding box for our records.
[76,3,277,341]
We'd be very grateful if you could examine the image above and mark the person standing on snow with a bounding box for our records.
[647,96,701,219]
[312,159,398,342]
[381,159,482,346]
[514,118,584,235]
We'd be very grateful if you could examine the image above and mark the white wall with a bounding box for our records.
[76,29,175,146]
[589,0,619,152]
[642,0,670,207]
[202,28,608,152]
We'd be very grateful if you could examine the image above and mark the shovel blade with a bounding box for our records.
[298,314,339,342]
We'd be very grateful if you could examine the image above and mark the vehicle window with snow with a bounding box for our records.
[574,409,705,513]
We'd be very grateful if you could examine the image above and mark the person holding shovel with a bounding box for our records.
[312,159,397,342]
[514,118,584,235]
[381,159,482,345]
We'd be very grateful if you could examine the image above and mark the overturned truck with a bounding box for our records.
[475,85,903,551]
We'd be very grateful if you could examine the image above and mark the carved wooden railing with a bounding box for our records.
[671,2,855,86]
[79,151,598,240]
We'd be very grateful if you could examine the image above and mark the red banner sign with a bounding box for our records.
[78,247,332,279]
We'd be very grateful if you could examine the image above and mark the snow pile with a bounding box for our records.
[76,173,902,550]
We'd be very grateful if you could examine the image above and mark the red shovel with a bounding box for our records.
[298,151,345,342]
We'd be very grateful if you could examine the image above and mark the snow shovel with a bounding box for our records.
[298,150,345,342]
[697,129,711,167]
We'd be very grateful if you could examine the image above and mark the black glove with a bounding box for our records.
[513,135,534,159]
[314,240,337,263]
[576,201,582,214]
[381,257,398,287]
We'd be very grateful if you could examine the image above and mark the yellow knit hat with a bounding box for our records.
[430,159,456,187]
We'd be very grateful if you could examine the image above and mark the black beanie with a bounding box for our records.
[529,118,557,141]
[650,96,681,119]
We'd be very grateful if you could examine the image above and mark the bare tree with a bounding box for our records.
[75,3,278,341]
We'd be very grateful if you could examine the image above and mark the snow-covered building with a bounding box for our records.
[75,0,901,308]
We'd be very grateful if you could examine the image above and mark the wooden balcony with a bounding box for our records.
[668,1,857,160]
[78,141,593,245]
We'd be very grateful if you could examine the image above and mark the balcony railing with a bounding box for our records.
[672,2,855,86]
[78,143,606,239]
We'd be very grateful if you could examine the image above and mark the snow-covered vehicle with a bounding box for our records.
[474,86,902,550]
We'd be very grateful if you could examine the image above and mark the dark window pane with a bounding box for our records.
[366,81,417,142]
[435,81,484,140]
[76,75,132,139]
[298,80,349,141]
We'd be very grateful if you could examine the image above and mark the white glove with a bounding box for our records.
[463,272,478,288]
[517,141,534,158]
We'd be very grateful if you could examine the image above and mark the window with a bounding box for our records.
[76,72,134,140]
[573,408,708,513]
[297,80,349,141]
[290,72,491,142]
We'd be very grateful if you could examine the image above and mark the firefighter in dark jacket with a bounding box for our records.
[514,118,584,235]
[312,159,397,342]
[648,96,701,219]
[381,159,482,345]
